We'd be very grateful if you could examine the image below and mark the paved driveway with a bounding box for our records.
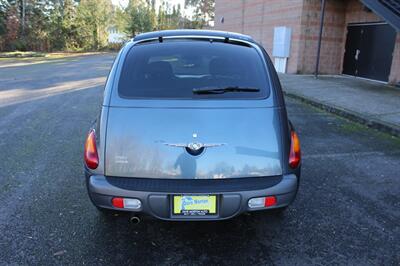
[0,54,399,265]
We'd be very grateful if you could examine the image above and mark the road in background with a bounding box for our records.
[0,54,399,265]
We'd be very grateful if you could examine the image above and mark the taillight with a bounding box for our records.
[248,196,277,208]
[264,196,277,207]
[84,130,99,169]
[111,197,142,209]
[289,130,301,168]
[112,197,124,208]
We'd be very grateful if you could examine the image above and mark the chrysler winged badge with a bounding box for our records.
[164,133,226,156]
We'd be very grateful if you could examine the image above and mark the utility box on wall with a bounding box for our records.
[273,27,292,73]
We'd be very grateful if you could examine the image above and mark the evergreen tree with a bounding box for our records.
[62,0,78,50]
[125,0,156,37]
[0,0,213,52]
[75,0,112,50]
[0,0,10,49]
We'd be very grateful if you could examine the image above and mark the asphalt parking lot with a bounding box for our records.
[0,54,399,265]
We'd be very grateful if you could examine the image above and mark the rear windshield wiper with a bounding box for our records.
[192,86,260,95]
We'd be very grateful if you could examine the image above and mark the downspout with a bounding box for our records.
[241,0,245,34]
[315,0,326,78]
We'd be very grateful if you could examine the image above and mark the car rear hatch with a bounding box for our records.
[105,105,283,179]
[104,38,283,179]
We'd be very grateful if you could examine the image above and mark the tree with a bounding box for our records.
[155,2,183,30]
[25,0,51,50]
[2,0,52,51]
[109,3,127,37]
[125,0,156,37]
[48,1,63,50]
[0,0,10,49]
[4,4,19,50]
[184,0,214,28]
[75,0,112,50]
[0,0,210,52]
[61,0,79,50]
[0,0,9,34]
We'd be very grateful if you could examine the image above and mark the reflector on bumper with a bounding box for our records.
[248,196,277,209]
[248,197,265,208]
[124,198,142,209]
[112,197,142,210]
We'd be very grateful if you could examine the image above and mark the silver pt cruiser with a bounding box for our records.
[84,30,301,221]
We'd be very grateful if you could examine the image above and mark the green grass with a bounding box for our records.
[340,121,368,133]
[0,51,109,63]
[340,120,400,146]
[0,51,46,58]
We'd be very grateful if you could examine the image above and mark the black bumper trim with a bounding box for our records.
[104,175,283,193]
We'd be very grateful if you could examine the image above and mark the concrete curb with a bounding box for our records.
[283,91,400,137]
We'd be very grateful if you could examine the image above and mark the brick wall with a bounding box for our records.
[297,0,346,74]
[215,0,400,83]
[389,36,400,84]
[345,0,382,23]
[215,0,304,73]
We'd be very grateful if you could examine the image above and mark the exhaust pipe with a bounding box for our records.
[129,215,141,225]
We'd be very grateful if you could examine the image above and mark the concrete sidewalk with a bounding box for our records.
[279,74,400,136]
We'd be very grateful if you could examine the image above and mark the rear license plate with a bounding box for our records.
[173,195,217,216]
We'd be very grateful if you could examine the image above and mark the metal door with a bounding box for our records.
[342,23,396,82]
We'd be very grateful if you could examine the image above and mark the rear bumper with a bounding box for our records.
[86,174,299,221]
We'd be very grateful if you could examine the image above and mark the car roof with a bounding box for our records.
[133,29,255,43]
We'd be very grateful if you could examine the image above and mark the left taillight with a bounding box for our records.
[289,130,301,169]
[84,129,99,169]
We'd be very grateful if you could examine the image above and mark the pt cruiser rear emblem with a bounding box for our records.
[164,141,226,156]
[164,142,226,149]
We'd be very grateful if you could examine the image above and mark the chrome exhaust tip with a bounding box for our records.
[129,215,141,225]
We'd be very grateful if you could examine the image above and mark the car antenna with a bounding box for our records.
[158,36,163,43]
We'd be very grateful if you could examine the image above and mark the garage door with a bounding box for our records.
[342,23,397,82]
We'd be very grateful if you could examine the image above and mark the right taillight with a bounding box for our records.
[84,129,99,169]
[289,130,301,168]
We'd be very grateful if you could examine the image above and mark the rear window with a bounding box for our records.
[118,40,270,99]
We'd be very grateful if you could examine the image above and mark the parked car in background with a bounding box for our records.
[84,30,301,221]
